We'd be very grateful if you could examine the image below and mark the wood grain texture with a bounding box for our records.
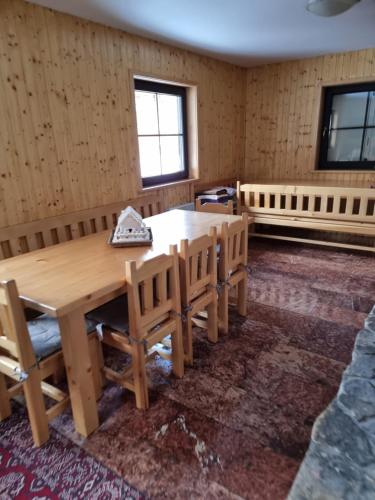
[0,210,244,317]
[245,49,375,187]
[0,0,246,228]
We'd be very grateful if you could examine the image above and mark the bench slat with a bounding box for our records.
[25,233,38,252]
[55,226,68,244]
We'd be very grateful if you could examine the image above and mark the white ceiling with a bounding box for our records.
[28,0,375,67]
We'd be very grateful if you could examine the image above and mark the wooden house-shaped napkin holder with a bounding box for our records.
[108,206,153,247]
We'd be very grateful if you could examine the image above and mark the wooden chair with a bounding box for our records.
[179,227,218,365]
[87,246,184,410]
[218,213,249,334]
[195,198,234,215]
[0,280,102,446]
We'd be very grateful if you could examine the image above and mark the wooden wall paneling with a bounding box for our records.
[301,60,316,180]
[276,63,286,179]
[0,0,246,228]
[245,48,375,187]
[294,60,306,181]
[41,9,74,213]
[286,63,298,181]
[0,9,38,226]
[263,66,274,178]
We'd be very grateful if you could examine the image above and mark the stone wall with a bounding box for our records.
[289,305,375,500]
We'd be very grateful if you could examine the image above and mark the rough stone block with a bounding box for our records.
[289,307,375,499]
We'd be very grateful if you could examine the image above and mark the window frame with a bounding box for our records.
[134,78,189,187]
[318,81,375,171]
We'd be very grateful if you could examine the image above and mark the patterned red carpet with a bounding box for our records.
[1,239,374,499]
[0,406,143,499]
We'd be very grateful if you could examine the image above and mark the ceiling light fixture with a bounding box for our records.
[306,0,361,16]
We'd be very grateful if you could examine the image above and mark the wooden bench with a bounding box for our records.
[237,182,375,253]
[0,193,164,260]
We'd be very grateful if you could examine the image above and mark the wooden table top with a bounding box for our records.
[0,210,245,317]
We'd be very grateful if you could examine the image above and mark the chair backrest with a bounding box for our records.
[219,213,248,279]
[237,182,375,223]
[193,178,237,197]
[125,245,181,335]
[195,198,234,215]
[0,193,165,260]
[179,226,217,305]
[0,280,37,372]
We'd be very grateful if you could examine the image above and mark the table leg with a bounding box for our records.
[58,309,99,436]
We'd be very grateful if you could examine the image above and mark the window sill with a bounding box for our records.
[140,177,198,193]
[313,169,375,174]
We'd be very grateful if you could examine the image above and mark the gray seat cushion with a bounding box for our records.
[28,315,97,361]
[86,295,129,335]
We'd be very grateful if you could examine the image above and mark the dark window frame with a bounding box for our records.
[318,81,375,171]
[134,78,189,187]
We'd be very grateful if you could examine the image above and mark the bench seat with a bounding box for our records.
[253,214,375,236]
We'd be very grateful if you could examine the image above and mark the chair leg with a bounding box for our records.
[237,275,247,316]
[171,320,184,378]
[218,286,229,334]
[207,296,218,343]
[132,344,149,410]
[183,312,194,366]
[0,373,11,421]
[22,370,49,447]
[89,336,104,400]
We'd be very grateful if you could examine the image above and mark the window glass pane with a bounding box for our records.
[366,91,375,127]
[331,92,367,128]
[362,128,375,161]
[157,94,183,134]
[327,129,363,162]
[138,137,161,178]
[135,91,159,135]
[160,136,184,175]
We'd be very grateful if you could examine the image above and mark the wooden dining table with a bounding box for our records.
[0,209,248,437]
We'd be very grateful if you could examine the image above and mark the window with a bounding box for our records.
[318,82,375,170]
[134,79,189,187]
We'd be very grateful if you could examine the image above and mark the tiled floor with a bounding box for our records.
[2,239,375,499]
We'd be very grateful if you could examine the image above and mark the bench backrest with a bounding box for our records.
[0,193,164,260]
[238,183,375,224]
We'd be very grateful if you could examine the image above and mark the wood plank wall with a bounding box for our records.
[0,0,246,227]
[245,49,375,187]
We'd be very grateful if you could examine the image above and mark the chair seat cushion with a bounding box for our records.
[28,315,97,360]
[86,295,129,335]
